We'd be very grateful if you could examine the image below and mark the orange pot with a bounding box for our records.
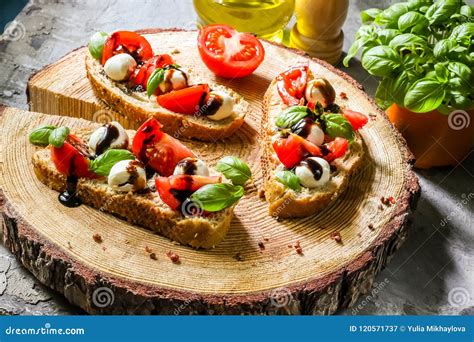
[386,103,474,169]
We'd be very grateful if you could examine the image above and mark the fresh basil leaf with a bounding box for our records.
[216,156,252,185]
[398,11,429,34]
[146,68,166,97]
[89,149,135,176]
[407,0,433,11]
[433,39,456,59]
[449,23,474,41]
[450,92,471,109]
[377,3,410,28]
[361,8,382,23]
[29,125,57,146]
[361,46,401,77]
[275,106,313,128]
[389,33,427,52]
[48,127,70,148]
[375,78,396,109]
[404,79,446,113]
[321,114,354,141]
[460,5,473,17]
[377,29,400,45]
[343,39,361,67]
[275,170,301,191]
[88,32,108,60]
[434,63,450,83]
[426,0,460,25]
[447,62,471,90]
[191,183,244,212]
[393,70,418,105]
[356,25,377,40]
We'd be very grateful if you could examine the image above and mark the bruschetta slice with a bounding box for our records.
[29,117,250,248]
[85,31,248,141]
[261,64,368,218]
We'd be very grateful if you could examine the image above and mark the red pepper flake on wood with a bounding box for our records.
[368,223,374,230]
[330,231,342,244]
[339,92,348,100]
[294,241,303,255]
[166,251,180,264]
[145,246,152,254]
[388,196,396,204]
[258,242,265,251]
[92,234,103,243]
[149,253,157,260]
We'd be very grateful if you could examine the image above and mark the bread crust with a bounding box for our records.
[261,76,365,218]
[31,128,235,249]
[85,53,247,141]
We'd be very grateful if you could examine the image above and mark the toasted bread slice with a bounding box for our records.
[261,72,365,218]
[31,127,234,249]
[85,54,248,141]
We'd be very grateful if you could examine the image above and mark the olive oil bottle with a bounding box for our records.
[193,0,295,42]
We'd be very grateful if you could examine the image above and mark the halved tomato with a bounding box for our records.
[132,118,195,176]
[198,24,265,78]
[131,54,175,88]
[272,133,322,169]
[157,84,210,115]
[276,64,308,106]
[50,135,91,178]
[155,175,221,210]
[322,137,349,162]
[101,31,153,65]
[342,109,368,131]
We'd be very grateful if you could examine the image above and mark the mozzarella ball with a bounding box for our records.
[206,91,234,121]
[158,69,188,93]
[108,160,146,192]
[295,157,331,188]
[173,157,209,176]
[291,118,325,146]
[89,121,129,155]
[104,53,137,81]
[305,78,335,107]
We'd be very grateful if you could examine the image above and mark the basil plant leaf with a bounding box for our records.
[361,8,382,23]
[29,125,57,146]
[191,183,244,212]
[88,32,108,60]
[398,11,429,34]
[322,114,355,141]
[362,45,401,77]
[48,126,70,148]
[275,106,314,128]
[216,156,252,185]
[426,0,461,25]
[89,149,135,176]
[146,68,166,97]
[404,79,446,113]
[275,170,301,191]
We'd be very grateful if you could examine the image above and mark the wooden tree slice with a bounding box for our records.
[1,30,420,314]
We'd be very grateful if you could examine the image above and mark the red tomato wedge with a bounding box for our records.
[157,84,210,115]
[101,31,153,65]
[132,118,196,176]
[342,109,368,131]
[50,135,91,178]
[155,175,221,210]
[272,134,322,169]
[276,64,308,106]
[323,137,349,162]
[198,24,265,78]
[131,54,175,88]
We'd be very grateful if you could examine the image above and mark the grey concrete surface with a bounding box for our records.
[0,0,472,315]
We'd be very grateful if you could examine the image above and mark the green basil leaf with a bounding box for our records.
[398,11,429,34]
[375,78,395,109]
[377,29,400,45]
[389,33,427,52]
[88,32,108,60]
[460,5,473,17]
[343,39,361,67]
[450,92,471,109]
[216,156,252,185]
[404,79,446,113]
[433,39,456,59]
[89,149,135,176]
[29,125,57,146]
[434,63,450,83]
[146,68,166,97]
[426,0,460,24]
[275,170,301,191]
[361,46,401,77]
[191,183,244,212]
[377,3,410,28]
[361,8,382,23]
[275,106,313,128]
[48,127,70,148]
[449,23,474,41]
[407,0,433,11]
[447,62,471,90]
[321,114,354,141]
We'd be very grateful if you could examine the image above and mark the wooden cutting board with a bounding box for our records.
[1,29,419,314]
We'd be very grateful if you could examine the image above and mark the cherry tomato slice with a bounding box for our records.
[272,133,322,169]
[342,109,368,131]
[101,31,153,65]
[132,118,195,176]
[322,137,349,162]
[155,175,221,210]
[276,64,308,106]
[198,24,265,78]
[131,54,175,88]
[157,84,210,115]
[50,135,91,178]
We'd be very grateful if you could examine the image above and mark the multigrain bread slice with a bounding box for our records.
[85,53,248,141]
[31,127,234,249]
[261,73,365,218]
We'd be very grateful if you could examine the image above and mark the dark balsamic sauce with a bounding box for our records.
[170,175,194,205]
[291,117,314,138]
[58,155,82,207]
[200,94,223,116]
[176,158,197,175]
[302,158,323,181]
[96,124,119,155]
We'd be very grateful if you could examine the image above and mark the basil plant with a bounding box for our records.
[344,0,473,114]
